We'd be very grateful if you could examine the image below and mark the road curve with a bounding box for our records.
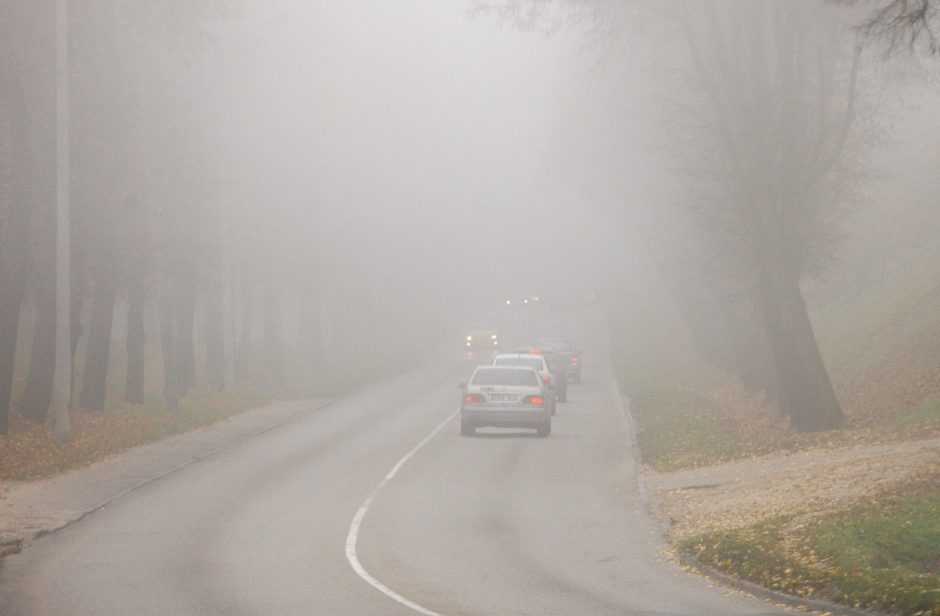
[0,325,792,615]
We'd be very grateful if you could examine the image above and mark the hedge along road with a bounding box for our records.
[0,315,793,615]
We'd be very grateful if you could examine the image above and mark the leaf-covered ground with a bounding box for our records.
[679,476,940,616]
[646,429,939,615]
[620,359,940,472]
[0,390,270,481]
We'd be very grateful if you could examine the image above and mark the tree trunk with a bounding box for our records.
[20,80,56,423]
[79,273,117,411]
[20,280,56,421]
[124,197,148,404]
[158,282,179,411]
[0,274,26,435]
[124,280,146,404]
[205,275,224,389]
[719,294,778,401]
[263,276,283,384]
[236,268,252,380]
[297,278,322,378]
[175,272,196,394]
[69,248,87,406]
[757,272,843,431]
[0,31,35,434]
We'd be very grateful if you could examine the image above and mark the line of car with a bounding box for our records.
[459,338,582,437]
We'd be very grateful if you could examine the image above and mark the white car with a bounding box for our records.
[492,353,557,415]
[459,366,552,437]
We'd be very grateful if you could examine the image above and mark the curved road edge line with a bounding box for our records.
[345,408,460,616]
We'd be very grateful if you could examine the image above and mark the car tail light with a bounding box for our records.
[529,348,541,354]
[524,395,545,405]
[571,355,579,363]
[464,393,485,404]
[541,374,550,383]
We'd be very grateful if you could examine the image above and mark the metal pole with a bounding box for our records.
[53,0,72,442]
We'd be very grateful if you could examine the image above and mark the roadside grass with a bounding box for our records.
[679,475,940,616]
[619,358,940,472]
[0,388,271,481]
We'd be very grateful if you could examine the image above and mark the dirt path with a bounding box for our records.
[645,436,940,539]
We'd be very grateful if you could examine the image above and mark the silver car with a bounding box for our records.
[492,353,557,415]
[459,366,552,437]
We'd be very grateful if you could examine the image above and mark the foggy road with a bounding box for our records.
[0,326,791,616]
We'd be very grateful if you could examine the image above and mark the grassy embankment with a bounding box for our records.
[681,477,940,615]
[612,253,940,615]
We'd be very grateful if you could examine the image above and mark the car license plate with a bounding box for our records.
[489,393,517,402]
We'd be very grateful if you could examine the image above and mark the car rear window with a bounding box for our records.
[494,357,543,370]
[472,368,539,386]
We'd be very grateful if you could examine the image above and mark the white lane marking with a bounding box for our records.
[345,408,460,616]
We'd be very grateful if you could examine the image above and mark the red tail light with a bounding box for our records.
[524,395,545,405]
[571,355,579,363]
[541,374,550,383]
[464,393,485,404]
[529,348,541,354]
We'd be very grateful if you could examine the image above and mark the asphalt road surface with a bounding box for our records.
[0,320,792,615]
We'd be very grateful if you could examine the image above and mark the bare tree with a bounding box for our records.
[479,0,864,430]
[0,17,36,434]
[845,0,940,54]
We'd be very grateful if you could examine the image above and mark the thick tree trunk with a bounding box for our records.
[20,281,56,421]
[719,294,778,401]
[175,272,196,394]
[757,272,843,431]
[205,276,224,388]
[79,273,117,411]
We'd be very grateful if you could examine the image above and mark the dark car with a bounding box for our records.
[516,345,568,402]
[536,338,581,383]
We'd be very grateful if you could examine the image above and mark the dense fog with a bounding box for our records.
[2,3,940,615]
[0,0,938,431]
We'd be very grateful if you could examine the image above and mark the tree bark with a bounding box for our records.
[236,268,252,380]
[175,271,196,394]
[298,278,322,378]
[0,281,25,431]
[79,272,117,411]
[124,197,148,404]
[263,276,283,384]
[0,274,26,435]
[0,29,35,434]
[718,294,778,401]
[158,282,179,411]
[69,248,87,405]
[757,270,843,431]
[125,280,146,404]
[20,280,56,421]
[205,275,225,388]
[20,52,57,423]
